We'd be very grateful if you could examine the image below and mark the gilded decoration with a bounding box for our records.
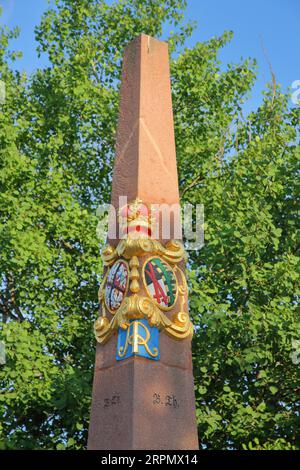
[94,199,193,346]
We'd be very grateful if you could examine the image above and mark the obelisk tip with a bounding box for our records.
[125,33,168,51]
[112,29,178,213]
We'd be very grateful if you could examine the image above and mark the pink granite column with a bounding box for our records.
[87,35,198,450]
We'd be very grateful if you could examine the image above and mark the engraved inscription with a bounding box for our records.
[103,394,121,408]
[152,393,179,409]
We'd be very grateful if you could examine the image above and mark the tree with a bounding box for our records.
[170,33,300,449]
[0,0,299,450]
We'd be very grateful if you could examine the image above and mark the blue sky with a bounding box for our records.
[0,0,299,113]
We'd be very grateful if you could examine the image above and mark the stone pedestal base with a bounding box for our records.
[88,336,198,450]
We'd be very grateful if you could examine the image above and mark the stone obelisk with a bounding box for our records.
[88,34,198,450]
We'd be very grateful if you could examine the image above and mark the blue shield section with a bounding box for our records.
[116,318,160,361]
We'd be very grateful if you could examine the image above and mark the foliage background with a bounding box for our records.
[0,0,299,450]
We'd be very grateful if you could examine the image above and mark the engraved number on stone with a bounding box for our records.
[152,393,179,408]
[103,394,120,408]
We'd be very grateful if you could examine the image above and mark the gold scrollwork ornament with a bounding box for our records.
[95,203,193,344]
[94,268,193,345]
